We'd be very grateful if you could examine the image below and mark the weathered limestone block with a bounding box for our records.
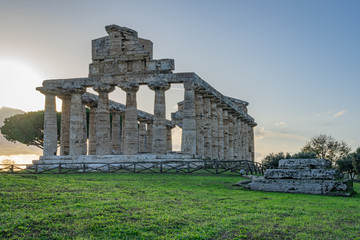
[264,169,343,180]
[279,159,331,169]
[248,178,353,196]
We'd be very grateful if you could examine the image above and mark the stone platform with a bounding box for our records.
[239,159,355,197]
[32,153,204,171]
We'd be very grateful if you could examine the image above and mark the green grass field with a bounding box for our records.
[0,173,359,240]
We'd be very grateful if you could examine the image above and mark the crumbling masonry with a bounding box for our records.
[35,25,257,164]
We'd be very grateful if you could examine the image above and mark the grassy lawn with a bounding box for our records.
[0,173,359,240]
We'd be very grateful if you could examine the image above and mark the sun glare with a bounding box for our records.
[0,59,46,112]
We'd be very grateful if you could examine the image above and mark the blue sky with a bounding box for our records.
[0,0,359,160]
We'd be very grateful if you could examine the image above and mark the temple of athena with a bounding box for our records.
[35,25,257,165]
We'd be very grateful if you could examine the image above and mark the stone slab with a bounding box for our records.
[248,177,354,196]
[264,169,343,180]
[278,159,331,169]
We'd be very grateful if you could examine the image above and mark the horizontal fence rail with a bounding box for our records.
[0,160,265,175]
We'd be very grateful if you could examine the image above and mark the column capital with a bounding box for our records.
[118,82,139,92]
[148,80,170,91]
[93,83,115,93]
[183,80,195,90]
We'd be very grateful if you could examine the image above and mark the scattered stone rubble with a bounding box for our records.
[236,159,355,196]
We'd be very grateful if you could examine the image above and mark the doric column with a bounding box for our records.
[217,105,224,160]
[69,88,86,155]
[243,121,250,160]
[58,94,71,155]
[223,110,229,160]
[120,114,125,153]
[138,121,147,153]
[148,81,170,154]
[166,126,173,152]
[195,92,204,156]
[181,81,196,155]
[42,91,58,156]
[82,105,87,155]
[146,121,153,153]
[119,82,139,155]
[111,112,122,154]
[203,96,212,159]
[228,113,234,160]
[88,106,97,155]
[249,125,255,161]
[93,84,114,155]
[233,116,239,159]
[240,120,247,160]
[211,98,218,160]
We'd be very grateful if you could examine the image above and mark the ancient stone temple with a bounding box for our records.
[35,24,257,164]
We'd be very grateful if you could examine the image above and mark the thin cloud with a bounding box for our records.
[333,110,347,118]
[254,126,307,141]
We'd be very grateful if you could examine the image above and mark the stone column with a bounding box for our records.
[82,105,88,155]
[166,126,173,152]
[181,81,196,155]
[233,116,239,159]
[249,125,255,161]
[148,81,170,154]
[138,120,147,153]
[195,92,204,157]
[58,94,71,155]
[223,110,229,160]
[112,112,122,154]
[69,89,86,155]
[241,120,247,160]
[88,106,97,155]
[146,121,153,153]
[93,84,114,155]
[43,91,58,156]
[203,96,212,159]
[119,82,139,155]
[211,98,218,160]
[120,114,125,153]
[228,113,234,160]
[217,105,224,160]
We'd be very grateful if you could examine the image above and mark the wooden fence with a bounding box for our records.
[0,160,265,175]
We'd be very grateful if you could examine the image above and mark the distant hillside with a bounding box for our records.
[0,107,41,155]
[0,106,24,125]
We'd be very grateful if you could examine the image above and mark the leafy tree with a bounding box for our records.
[262,152,291,169]
[291,151,317,159]
[337,157,356,180]
[301,134,351,163]
[351,147,360,175]
[0,111,61,149]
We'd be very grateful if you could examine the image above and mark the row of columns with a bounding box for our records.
[181,82,255,161]
[41,80,174,156]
